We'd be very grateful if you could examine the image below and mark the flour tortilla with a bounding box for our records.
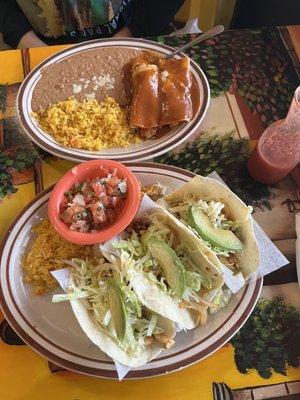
[162,175,260,279]
[128,268,197,330]
[147,208,225,290]
[68,274,176,368]
[126,207,225,330]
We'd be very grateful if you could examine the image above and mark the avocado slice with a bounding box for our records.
[187,204,243,252]
[108,278,127,342]
[147,238,186,298]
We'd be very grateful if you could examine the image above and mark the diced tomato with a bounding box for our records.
[80,181,90,195]
[84,195,94,205]
[59,170,127,232]
[60,207,75,224]
[71,205,85,214]
[111,196,120,208]
[106,184,114,195]
[90,202,107,223]
[92,181,106,197]
[101,195,110,207]
[107,177,119,187]
[89,202,100,214]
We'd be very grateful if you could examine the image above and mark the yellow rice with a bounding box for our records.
[34,96,141,151]
[141,184,165,202]
[22,219,94,295]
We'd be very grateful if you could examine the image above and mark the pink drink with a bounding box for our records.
[248,87,300,184]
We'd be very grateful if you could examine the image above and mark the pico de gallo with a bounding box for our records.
[60,169,127,233]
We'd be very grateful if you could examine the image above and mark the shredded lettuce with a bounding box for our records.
[112,242,129,250]
[170,197,239,231]
[52,290,89,303]
[118,280,142,318]
[141,214,175,248]
[52,257,165,353]
[196,200,226,228]
[134,254,153,270]
[146,271,173,295]
[113,232,144,257]
[199,236,234,257]
[146,313,158,337]
[184,269,212,292]
[210,288,232,313]
[176,244,212,291]
[185,271,202,292]
[141,259,153,269]
[198,272,212,291]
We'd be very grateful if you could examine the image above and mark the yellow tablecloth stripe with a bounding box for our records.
[0,50,24,84]
[0,341,298,400]
[0,48,33,239]
[29,45,71,70]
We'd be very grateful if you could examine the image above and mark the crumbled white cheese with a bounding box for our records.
[97,73,115,90]
[73,74,114,93]
[72,83,82,93]
[117,181,127,194]
[72,193,85,207]
[84,92,95,99]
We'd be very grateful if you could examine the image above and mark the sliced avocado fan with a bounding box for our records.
[108,278,127,342]
[187,204,243,252]
[147,238,186,298]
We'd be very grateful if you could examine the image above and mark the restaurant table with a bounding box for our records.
[0,26,300,400]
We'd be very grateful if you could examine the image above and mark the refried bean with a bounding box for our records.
[31,47,140,112]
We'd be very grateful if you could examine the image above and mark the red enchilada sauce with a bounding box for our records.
[122,51,199,139]
[159,57,193,126]
[248,87,300,184]
[130,64,160,129]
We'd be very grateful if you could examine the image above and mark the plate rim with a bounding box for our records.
[16,38,210,163]
[0,163,263,379]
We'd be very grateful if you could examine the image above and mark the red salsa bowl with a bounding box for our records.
[48,160,141,245]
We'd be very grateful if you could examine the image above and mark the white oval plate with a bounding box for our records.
[0,163,262,379]
[16,38,209,163]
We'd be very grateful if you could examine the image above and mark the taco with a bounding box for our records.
[160,175,260,279]
[52,257,176,368]
[111,206,229,329]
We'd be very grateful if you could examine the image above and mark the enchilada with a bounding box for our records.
[159,57,193,126]
[129,53,193,135]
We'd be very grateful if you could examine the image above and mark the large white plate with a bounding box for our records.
[0,163,262,379]
[16,38,210,163]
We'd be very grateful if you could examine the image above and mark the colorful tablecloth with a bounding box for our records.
[0,27,299,400]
